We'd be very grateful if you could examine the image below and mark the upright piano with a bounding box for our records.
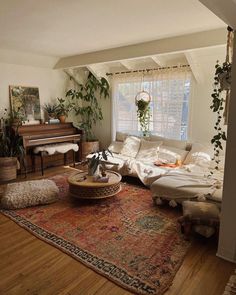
[17,123,83,173]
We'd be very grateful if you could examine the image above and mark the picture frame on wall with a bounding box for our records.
[9,85,41,124]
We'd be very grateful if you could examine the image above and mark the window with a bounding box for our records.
[112,68,192,140]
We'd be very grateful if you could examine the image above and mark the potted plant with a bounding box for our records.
[0,109,25,182]
[66,71,110,159]
[87,150,112,180]
[55,97,73,123]
[43,103,58,120]
[135,95,151,137]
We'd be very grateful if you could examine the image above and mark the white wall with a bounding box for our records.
[0,50,68,119]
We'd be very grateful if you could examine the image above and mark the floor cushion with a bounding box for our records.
[1,179,59,209]
[178,201,220,238]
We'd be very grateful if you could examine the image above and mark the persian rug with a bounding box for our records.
[223,270,236,295]
[1,175,191,295]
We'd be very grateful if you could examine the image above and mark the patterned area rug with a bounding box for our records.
[223,270,236,294]
[1,175,191,295]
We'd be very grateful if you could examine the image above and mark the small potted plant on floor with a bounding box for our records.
[0,109,25,182]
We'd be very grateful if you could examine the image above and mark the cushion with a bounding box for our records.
[120,136,141,158]
[136,139,162,162]
[193,225,215,238]
[1,179,59,209]
[158,145,189,164]
[149,135,187,150]
[116,132,128,142]
[184,143,213,167]
[108,141,124,154]
[182,201,220,221]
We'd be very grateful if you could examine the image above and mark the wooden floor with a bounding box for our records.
[0,166,234,295]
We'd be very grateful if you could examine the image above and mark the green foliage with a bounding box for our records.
[210,60,231,173]
[0,109,25,158]
[88,149,112,176]
[136,99,151,137]
[66,72,110,141]
[55,97,73,117]
[43,103,58,117]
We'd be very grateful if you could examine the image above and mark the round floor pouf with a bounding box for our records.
[1,179,59,209]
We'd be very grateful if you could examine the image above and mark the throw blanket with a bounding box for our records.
[34,142,79,155]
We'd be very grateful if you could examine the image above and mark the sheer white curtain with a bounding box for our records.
[112,67,192,140]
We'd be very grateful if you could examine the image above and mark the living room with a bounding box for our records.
[0,1,236,295]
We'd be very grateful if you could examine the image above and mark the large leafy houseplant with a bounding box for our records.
[0,109,24,157]
[66,72,110,141]
[0,109,25,181]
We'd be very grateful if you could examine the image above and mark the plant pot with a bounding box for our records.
[0,157,17,182]
[58,115,66,123]
[82,141,99,160]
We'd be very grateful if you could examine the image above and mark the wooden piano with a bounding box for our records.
[17,123,83,174]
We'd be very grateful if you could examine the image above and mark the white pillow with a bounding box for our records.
[108,141,123,154]
[120,136,141,158]
[149,135,187,150]
[136,139,162,162]
[116,132,128,142]
[184,143,213,167]
[158,145,189,164]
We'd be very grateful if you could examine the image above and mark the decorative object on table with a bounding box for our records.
[43,102,58,121]
[65,71,110,158]
[55,97,73,123]
[1,179,59,209]
[1,174,191,295]
[68,170,121,199]
[135,73,151,137]
[87,149,112,178]
[210,26,234,173]
[0,108,25,182]
[9,85,41,123]
[48,118,60,124]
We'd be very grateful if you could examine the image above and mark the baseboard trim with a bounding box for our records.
[216,252,236,263]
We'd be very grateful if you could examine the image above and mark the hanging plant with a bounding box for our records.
[210,27,234,173]
[135,91,151,137]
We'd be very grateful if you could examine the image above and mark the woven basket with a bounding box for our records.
[0,157,17,182]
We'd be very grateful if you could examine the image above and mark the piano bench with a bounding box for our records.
[33,143,79,175]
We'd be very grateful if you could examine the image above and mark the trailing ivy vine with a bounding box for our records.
[136,99,151,137]
[210,60,230,172]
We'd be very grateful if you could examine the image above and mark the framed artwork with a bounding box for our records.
[9,85,41,121]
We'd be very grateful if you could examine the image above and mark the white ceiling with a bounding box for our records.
[0,0,225,57]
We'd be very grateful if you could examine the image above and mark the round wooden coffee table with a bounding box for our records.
[68,170,122,199]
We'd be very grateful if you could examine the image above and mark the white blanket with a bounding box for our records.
[34,142,79,155]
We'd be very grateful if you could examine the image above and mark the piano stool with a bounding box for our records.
[33,142,79,176]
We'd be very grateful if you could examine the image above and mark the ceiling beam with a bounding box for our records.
[184,52,203,84]
[86,64,101,79]
[54,28,226,69]
[199,0,236,29]
[119,60,133,70]
[150,56,166,67]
